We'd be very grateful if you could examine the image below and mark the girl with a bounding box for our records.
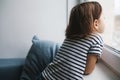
[41,1,104,80]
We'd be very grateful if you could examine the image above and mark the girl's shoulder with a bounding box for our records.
[86,33,103,44]
[65,33,103,44]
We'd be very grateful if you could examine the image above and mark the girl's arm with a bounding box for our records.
[84,54,98,75]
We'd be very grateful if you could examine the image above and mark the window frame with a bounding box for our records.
[101,44,120,77]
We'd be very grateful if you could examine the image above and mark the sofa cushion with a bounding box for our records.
[20,36,60,80]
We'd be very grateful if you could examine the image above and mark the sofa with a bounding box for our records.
[0,58,25,80]
[0,36,60,80]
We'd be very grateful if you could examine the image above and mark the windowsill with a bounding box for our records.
[84,59,120,80]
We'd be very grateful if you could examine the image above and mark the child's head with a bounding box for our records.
[65,1,104,38]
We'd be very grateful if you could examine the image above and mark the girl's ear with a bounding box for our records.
[93,19,99,30]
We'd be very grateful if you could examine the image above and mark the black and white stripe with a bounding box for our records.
[42,33,103,80]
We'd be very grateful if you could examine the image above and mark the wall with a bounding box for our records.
[0,0,66,58]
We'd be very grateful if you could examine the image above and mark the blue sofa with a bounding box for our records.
[0,58,25,80]
[0,36,60,80]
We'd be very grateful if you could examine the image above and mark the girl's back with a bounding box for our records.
[42,33,103,80]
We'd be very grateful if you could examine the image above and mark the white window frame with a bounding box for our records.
[102,45,120,77]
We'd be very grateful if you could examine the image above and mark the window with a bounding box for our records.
[89,0,120,76]
[114,0,120,51]
[89,0,120,51]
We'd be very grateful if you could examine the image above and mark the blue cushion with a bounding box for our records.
[20,36,60,80]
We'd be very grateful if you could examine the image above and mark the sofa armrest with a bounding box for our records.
[0,58,25,80]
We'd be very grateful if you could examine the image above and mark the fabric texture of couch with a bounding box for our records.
[0,58,25,80]
[0,36,60,80]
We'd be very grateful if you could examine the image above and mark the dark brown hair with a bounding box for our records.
[65,1,102,38]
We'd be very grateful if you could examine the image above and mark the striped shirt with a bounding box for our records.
[42,33,103,80]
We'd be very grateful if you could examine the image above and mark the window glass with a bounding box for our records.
[113,0,120,51]
[89,0,120,51]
